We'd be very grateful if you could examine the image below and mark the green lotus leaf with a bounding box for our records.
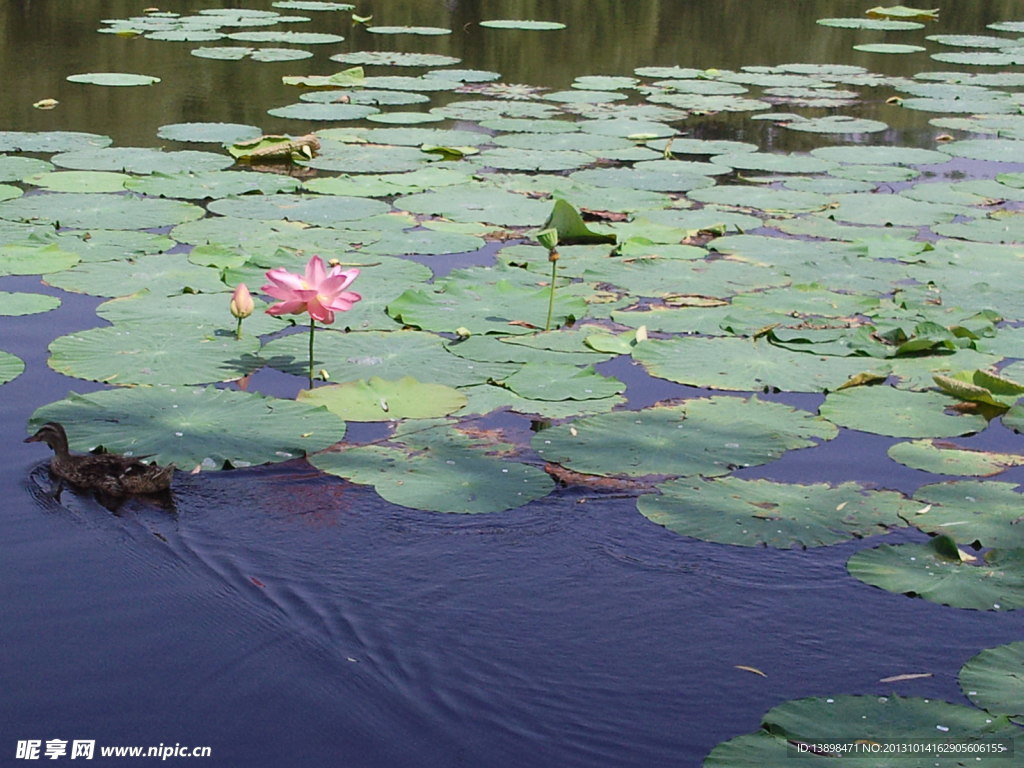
[0,242,80,276]
[51,147,233,174]
[206,193,389,224]
[329,51,460,66]
[687,185,828,213]
[67,72,160,86]
[126,170,300,199]
[146,29,224,42]
[707,694,1016,766]
[634,337,875,393]
[28,386,345,470]
[0,350,25,384]
[191,46,312,61]
[568,166,715,193]
[827,193,971,227]
[652,78,748,95]
[365,112,443,125]
[817,17,924,29]
[24,170,130,193]
[0,155,54,181]
[853,43,926,53]
[935,213,1024,244]
[533,396,836,478]
[304,167,470,197]
[496,362,623,401]
[395,187,550,226]
[361,227,484,257]
[227,30,344,43]
[96,291,284,336]
[0,185,21,202]
[458,383,624,419]
[303,144,428,174]
[49,325,261,386]
[820,387,987,438]
[266,103,379,121]
[910,480,1024,547]
[448,333,611,366]
[0,192,203,230]
[272,1,355,10]
[639,477,913,548]
[156,122,262,144]
[942,138,1024,162]
[0,291,60,316]
[782,115,889,134]
[848,535,1024,611]
[364,25,450,35]
[262,330,515,386]
[479,19,565,30]
[888,440,1024,478]
[171,217,379,257]
[300,89,429,106]
[0,131,111,153]
[45,253,225,297]
[932,369,1024,409]
[960,642,1024,721]
[297,376,466,421]
[469,147,594,172]
[932,51,1024,66]
[310,423,553,513]
[646,93,769,112]
[51,230,173,263]
[712,152,836,174]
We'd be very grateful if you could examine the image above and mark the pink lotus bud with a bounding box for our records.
[230,283,254,319]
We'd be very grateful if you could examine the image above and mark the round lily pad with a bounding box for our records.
[157,122,262,144]
[48,325,261,386]
[227,30,344,44]
[0,242,80,275]
[820,387,987,438]
[533,396,836,478]
[910,480,1024,548]
[853,43,926,54]
[395,187,550,226]
[0,291,61,316]
[29,386,345,470]
[125,170,300,199]
[0,131,112,153]
[67,72,160,86]
[817,17,924,29]
[687,185,828,213]
[297,377,467,421]
[266,103,379,121]
[0,192,204,230]
[97,291,283,336]
[44,253,225,297]
[365,26,451,35]
[848,535,1024,611]
[638,477,913,548]
[310,422,553,514]
[889,440,1024,478]
[783,115,889,134]
[330,51,460,67]
[479,19,565,30]
[497,362,624,401]
[206,193,389,224]
[0,155,53,181]
[51,147,233,174]
[0,350,24,384]
[24,170,130,193]
[960,642,1024,720]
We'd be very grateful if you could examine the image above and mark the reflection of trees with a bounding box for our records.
[0,0,1020,145]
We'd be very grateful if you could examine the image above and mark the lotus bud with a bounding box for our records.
[537,227,559,253]
[230,283,254,319]
[455,327,472,339]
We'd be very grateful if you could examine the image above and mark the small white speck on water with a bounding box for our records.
[174,431,183,437]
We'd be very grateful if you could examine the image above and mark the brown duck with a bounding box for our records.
[25,422,174,496]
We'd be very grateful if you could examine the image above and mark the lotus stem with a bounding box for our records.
[308,316,316,390]
[235,316,243,340]
[544,250,559,332]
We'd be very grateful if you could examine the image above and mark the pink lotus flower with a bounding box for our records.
[262,255,361,325]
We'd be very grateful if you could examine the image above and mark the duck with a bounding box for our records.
[24,422,174,496]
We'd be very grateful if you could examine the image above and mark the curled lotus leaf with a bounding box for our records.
[28,386,345,470]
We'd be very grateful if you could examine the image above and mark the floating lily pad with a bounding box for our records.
[227,30,344,44]
[960,642,1024,721]
[273,1,354,9]
[534,396,836,478]
[932,51,1024,66]
[0,155,53,181]
[29,386,345,470]
[889,440,1024,478]
[848,535,1024,611]
[330,51,460,66]
[44,253,224,297]
[0,243,80,276]
[297,377,467,421]
[304,143,428,174]
[395,187,550,226]
[97,291,283,336]
[639,477,912,548]
[67,72,160,86]
[0,291,60,316]
[365,25,451,35]
[24,170,130,193]
[207,193,389,224]
[157,122,262,144]
[782,115,889,134]
[854,43,926,54]
[126,170,300,199]
[479,19,565,30]
[311,422,553,513]
[686,185,828,213]
[0,192,204,230]
[0,350,24,384]
[496,362,623,401]
[51,147,233,174]
[266,102,379,121]
[817,17,924,29]
[821,387,987,438]
[191,46,314,61]
[0,131,112,153]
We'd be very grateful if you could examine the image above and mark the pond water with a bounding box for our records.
[3,1,1024,766]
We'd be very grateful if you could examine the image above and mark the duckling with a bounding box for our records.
[24,422,174,496]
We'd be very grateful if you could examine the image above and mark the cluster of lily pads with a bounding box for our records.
[3,3,1024,760]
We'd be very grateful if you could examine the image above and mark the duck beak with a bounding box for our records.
[24,434,41,443]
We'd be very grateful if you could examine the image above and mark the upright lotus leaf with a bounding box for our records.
[388,277,588,335]
[28,386,346,470]
[820,387,987,438]
[0,193,204,230]
[261,330,516,386]
[888,440,1024,478]
[933,370,1024,410]
[960,642,1024,721]
[707,694,1015,767]
[633,337,878,393]
[0,350,24,384]
[496,362,624,401]
[297,377,467,421]
[0,291,60,316]
[533,396,836,478]
[847,535,1024,611]
[310,422,553,513]
[0,243,80,276]
[44,253,225,297]
[541,199,616,245]
[638,477,913,548]
[910,480,1024,548]
[49,326,261,386]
